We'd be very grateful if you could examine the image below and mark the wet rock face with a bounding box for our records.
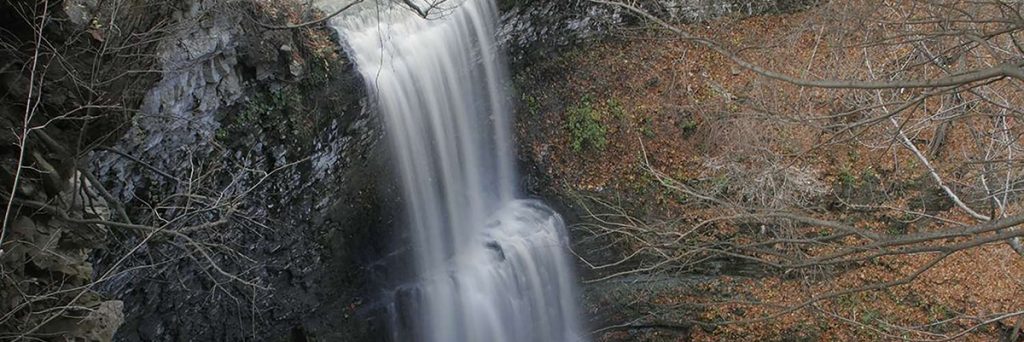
[63,0,99,28]
[86,1,394,341]
[643,0,818,21]
[496,0,817,66]
[91,1,243,202]
[498,0,622,64]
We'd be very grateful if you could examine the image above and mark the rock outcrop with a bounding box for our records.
[84,1,392,341]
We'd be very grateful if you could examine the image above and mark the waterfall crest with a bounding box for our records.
[323,1,585,340]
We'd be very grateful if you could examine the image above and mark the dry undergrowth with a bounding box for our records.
[517,0,1024,340]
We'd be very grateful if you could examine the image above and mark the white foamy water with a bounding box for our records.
[320,0,586,341]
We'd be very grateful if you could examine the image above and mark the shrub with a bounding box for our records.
[567,96,607,152]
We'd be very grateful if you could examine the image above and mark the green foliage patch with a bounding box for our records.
[567,95,608,152]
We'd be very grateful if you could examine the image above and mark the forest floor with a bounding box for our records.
[515,1,1024,341]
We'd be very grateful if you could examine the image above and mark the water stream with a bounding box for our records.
[321,0,586,341]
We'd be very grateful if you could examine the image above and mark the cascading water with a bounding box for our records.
[321,0,586,341]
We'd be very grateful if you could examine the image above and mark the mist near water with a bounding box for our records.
[321,0,587,341]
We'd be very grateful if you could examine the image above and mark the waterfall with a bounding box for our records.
[321,0,586,341]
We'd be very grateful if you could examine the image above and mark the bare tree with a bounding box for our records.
[0,1,325,339]
[573,0,1024,339]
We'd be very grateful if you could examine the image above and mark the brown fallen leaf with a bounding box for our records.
[87,28,105,42]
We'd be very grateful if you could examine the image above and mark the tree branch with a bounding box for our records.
[590,0,1024,89]
[253,0,364,30]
